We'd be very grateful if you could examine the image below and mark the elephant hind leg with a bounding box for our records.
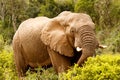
[13,37,27,77]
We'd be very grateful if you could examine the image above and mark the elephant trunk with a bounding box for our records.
[77,47,95,65]
[76,25,98,66]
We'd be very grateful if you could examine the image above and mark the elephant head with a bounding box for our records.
[41,11,102,66]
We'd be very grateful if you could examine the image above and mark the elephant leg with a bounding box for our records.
[13,41,27,77]
[47,47,71,73]
[14,52,26,77]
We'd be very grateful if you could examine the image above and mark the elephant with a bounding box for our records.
[12,11,106,77]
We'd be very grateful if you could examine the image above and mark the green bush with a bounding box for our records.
[94,0,120,29]
[74,0,98,23]
[0,35,4,51]
[0,47,18,80]
[60,54,120,80]
[0,45,120,80]
[104,27,120,53]
[97,26,120,53]
[25,67,58,80]
[0,45,58,80]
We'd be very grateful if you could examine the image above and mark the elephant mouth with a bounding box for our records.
[71,48,82,65]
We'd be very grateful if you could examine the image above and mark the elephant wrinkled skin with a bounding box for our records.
[12,11,101,77]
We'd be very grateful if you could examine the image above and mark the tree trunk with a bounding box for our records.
[12,20,17,32]
[12,13,17,32]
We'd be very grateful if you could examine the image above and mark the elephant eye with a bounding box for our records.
[70,27,75,34]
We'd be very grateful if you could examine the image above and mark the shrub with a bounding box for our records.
[97,26,120,53]
[0,35,4,51]
[60,54,120,80]
[0,45,120,80]
[0,45,58,80]
[0,46,18,80]
[74,0,98,23]
[104,27,120,53]
[25,67,58,80]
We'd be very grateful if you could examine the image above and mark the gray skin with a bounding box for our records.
[12,11,99,77]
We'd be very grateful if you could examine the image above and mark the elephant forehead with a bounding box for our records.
[71,21,95,30]
[69,13,92,21]
[58,11,71,16]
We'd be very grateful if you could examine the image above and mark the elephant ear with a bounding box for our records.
[41,20,74,57]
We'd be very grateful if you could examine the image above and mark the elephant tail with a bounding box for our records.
[12,31,26,77]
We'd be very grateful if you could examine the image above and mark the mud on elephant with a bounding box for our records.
[12,11,106,77]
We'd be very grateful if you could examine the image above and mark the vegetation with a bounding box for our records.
[60,54,120,80]
[0,0,120,80]
[0,47,120,80]
[0,45,17,80]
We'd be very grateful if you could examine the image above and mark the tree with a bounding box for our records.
[95,0,120,29]
[0,0,28,32]
[0,0,28,43]
[38,0,74,18]
[38,0,58,18]
[26,0,40,18]
[74,0,98,23]
[0,0,8,26]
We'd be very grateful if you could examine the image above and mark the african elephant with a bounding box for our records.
[12,11,105,77]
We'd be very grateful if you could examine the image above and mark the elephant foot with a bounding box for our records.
[57,64,70,73]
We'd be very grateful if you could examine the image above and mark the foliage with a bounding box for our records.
[0,46,58,80]
[0,27,14,44]
[0,0,28,43]
[0,21,13,44]
[25,67,58,80]
[94,0,120,29]
[0,45,18,80]
[0,45,120,80]
[26,0,40,18]
[101,27,120,53]
[0,0,28,31]
[97,25,120,53]
[60,54,120,80]
[38,0,74,18]
[0,0,120,79]
[0,35,4,51]
[38,0,58,18]
[0,0,120,51]
[74,0,120,30]
[54,0,74,13]
[74,0,98,22]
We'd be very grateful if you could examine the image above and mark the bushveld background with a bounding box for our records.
[0,0,120,80]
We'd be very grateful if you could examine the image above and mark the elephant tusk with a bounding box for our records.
[76,47,82,52]
[99,45,107,49]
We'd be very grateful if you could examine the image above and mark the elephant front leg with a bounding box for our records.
[47,47,71,73]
